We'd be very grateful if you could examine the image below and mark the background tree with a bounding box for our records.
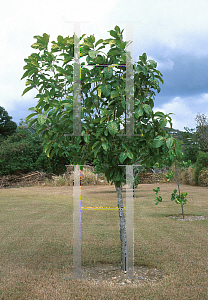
[195,113,208,152]
[0,123,76,176]
[22,26,182,271]
[194,151,208,184]
[0,106,17,138]
[181,127,199,163]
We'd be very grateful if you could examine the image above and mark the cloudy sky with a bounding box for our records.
[1,0,208,131]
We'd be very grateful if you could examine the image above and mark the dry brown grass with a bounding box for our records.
[0,183,207,299]
[43,167,112,187]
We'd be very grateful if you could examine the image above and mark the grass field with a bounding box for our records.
[0,183,207,299]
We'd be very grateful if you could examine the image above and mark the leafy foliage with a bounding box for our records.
[0,128,73,175]
[181,127,199,163]
[171,189,187,206]
[0,129,41,175]
[195,113,208,152]
[194,151,208,184]
[21,25,182,188]
[154,160,189,218]
[153,187,162,205]
[0,106,17,138]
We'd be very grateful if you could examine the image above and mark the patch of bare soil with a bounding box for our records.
[64,264,166,287]
[167,215,207,221]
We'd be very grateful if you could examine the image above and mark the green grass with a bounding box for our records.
[0,183,207,299]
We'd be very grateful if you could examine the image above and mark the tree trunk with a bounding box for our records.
[175,161,185,219]
[114,182,126,271]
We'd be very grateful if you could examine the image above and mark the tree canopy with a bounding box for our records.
[195,113,208,152]
[21,25,182,188]
[0,106,17,138]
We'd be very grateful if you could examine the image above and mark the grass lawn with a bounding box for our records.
[0,183,207,299]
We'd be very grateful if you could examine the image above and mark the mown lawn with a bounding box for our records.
[0,183,207,299]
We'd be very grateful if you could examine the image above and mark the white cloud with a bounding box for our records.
[153,94,208,131]
[1,0,208,131]
[147,56,174,71]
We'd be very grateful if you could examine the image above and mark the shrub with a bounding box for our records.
[194,152,208,184]
[0,129,42,175]
[0,106,17,137]
[198,169,208,187]
[182,145,199,163]
[0,128,73,175]
[34,151,72,175]
[183,166,196,185]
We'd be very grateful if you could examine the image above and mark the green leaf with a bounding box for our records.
[94,144,102,157]
[96,127,105,138]
[102,141,108,151]
[92,141,101,150]
[181,192,187,199]
[148,60,157,68]
[135,108,143,119]
[57,35,63,44]
[31,43,40,49]
[159,117,167,128]
[21,69,30,80]
[84,134,89,143]
[114,25,121,33]
[156,196,162,202]
[126,148,133,159]
[153,187,160,195]
[153,136,165,148]
[143,104,152,116]
[89,34,95,43]
[98,85,102,98]
[121,96,126,109]
[139,53,147,63]
[107,121,117,135]
[104,67,113,79]
[21,85,34,96]
[27,118,37,128]
[101,84,111,97]
[119,152,128,164]
[89,50,98,58]
[175,147,183,160]
[109,30,118,39]
[44,143,52,158]
[58,148,63,156]
[154,112,165,117]
[37,114,47,125]
[107,49,121,56]
[111,90,119,98]
[166,137,173,149]
[115,171,121,181]
[83,40,94,48]
[25,112,38,120]
[50,148,57,158]
[96,46,106,51]
[100,116,108,124]
[95,39,103,47]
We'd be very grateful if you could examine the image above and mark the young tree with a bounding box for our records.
[21,26,182,271]
[0,106,17,138]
